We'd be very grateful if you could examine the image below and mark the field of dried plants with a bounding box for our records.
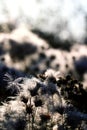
[0,24,87,130]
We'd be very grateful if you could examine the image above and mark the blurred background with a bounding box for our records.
[0,0,87,44]
[0,0,87,80]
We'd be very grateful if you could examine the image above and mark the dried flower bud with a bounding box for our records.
[40,113,51,122]
[34,98,43,107]
[26,104,33,115]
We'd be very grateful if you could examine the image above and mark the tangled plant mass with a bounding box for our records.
[0,68,87,130]
[0,25,87,130]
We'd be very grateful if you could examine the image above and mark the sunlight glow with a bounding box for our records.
[0,0,87,41]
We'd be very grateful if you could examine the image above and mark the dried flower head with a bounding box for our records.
[20,95,28,104]
[4,73,22,96]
